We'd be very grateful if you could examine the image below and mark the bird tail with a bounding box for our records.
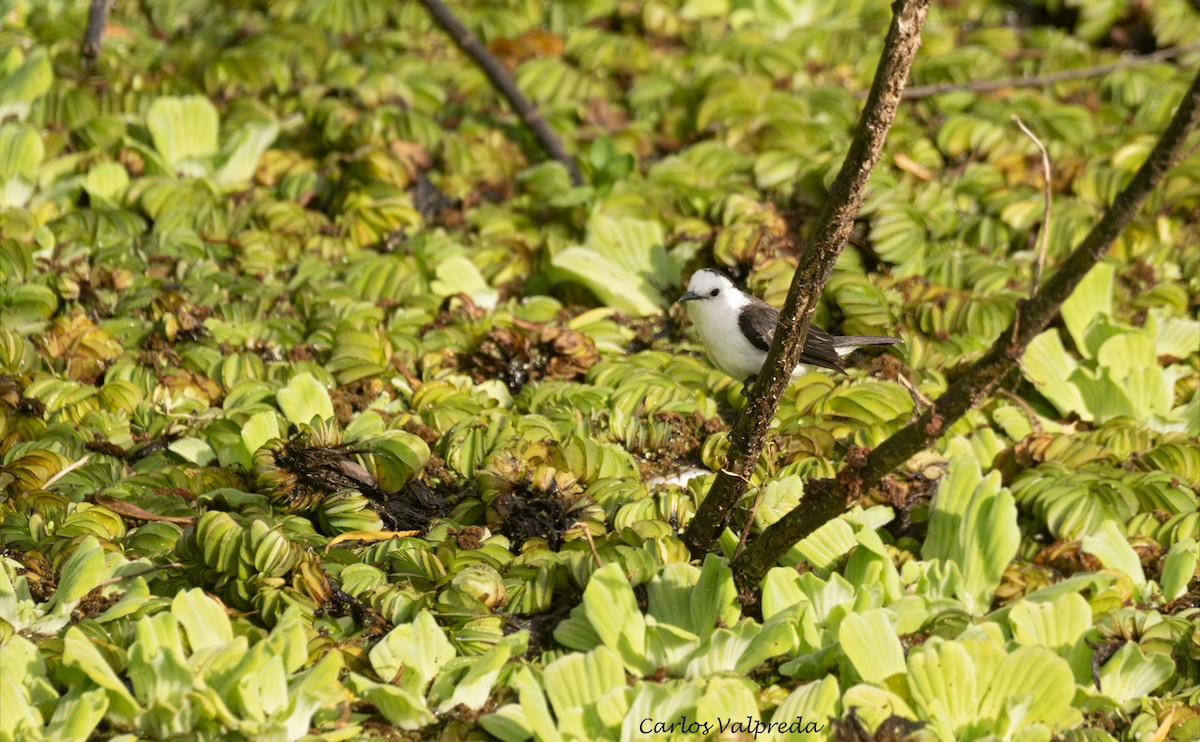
[829,335,902,348]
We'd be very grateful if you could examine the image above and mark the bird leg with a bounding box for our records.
[740,375,758,398]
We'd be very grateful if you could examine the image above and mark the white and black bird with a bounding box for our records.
[678,269,901,387]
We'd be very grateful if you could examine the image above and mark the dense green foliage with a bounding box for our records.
[1,0,1198,739]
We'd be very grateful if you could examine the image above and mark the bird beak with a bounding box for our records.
[678,291,702,303]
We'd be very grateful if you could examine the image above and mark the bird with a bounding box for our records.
[678,268,901,389]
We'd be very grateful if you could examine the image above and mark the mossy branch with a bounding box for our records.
[416,0,584,185]
[732,68,1200,587]
[681,0,932,558]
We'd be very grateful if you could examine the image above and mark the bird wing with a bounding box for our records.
[738,298,847,373]
[737,300,778,352]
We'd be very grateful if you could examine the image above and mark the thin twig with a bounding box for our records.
[732,487,764,561]
[95,562,184,589]
[1012,115,1052,294]
[582,525,604,568]
[886,42,1200,101]
[415,0,584,185]
[998,388,1044,436]
[43,455,92,489]
[719,468,751,484]
[897,373,934,412]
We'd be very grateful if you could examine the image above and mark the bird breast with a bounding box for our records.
[687,302,768,380]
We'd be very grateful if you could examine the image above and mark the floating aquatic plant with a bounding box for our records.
[0,0,1197,739]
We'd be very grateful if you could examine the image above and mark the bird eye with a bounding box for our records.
[709,288,719,297]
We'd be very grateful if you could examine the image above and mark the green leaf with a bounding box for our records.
[127,612,193,709]
[1159,538,1198,601]
[212,118,278,189]
[761,567,808,620]
[1061,262,1114,357]
[1008,592,1091,659]
[172,588,233,652]
[369,610,455,687]
[281,651,345,739]
[1095,332,1156,380]
[168,437,216,466]
[838,609,905,683]
[83,161,130,203]
[766,676,840,741]
[1069,367,1138,423]
[978,646,1080,733]
[841,684,919,738]
[0,635,48,739]
[429,255,499,310]
[543,645,627,723]
[1094,642,1175,709]
[1023,331,1089,420]
[479,704,533,742]
[922,439,1020,613]
[1081,520,1145,587]
[551,214,673,316]
[622,681,702,739]
[241,410,283,454]
[647,562,700,633]
[906,638,981,736]
[0,124,43,207]
[793,518,857,574]
[43,686,109,742]
[647,555,739,641]
[691,555,740,640]
[276,372,335,426]
[1152,315,1200,358]
[581,562,652,675]
[147,96,220,174]
[0,47,53,120]
[370,433,430,491]
[436,634,526,713]
[645,622,700,676]
[62,626,141,723]
[513,666,562,742]
[350,676,434,731]
[735,612,798,674]
[45,537,108,613]
[696,676,760,730]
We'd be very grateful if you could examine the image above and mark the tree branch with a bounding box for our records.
[733,68,1200,586]
[415,0,584,185]
[886,42,1200,101]
[682,0,931,559]
[81,0,115,65]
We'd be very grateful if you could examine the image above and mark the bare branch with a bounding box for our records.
[81,0,115,65]
[415,0,584,185]
[1012,115,1052,294]
[43,454,92,489]
[732,486,764,561]
[682,0,932,559]
[886,42,1200,101]
[733,68,1200,587]
[582,525,605,568]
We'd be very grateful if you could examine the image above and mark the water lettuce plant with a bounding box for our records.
[1,0,1198,739]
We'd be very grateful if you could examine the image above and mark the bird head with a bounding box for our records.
[678,268,743,309]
